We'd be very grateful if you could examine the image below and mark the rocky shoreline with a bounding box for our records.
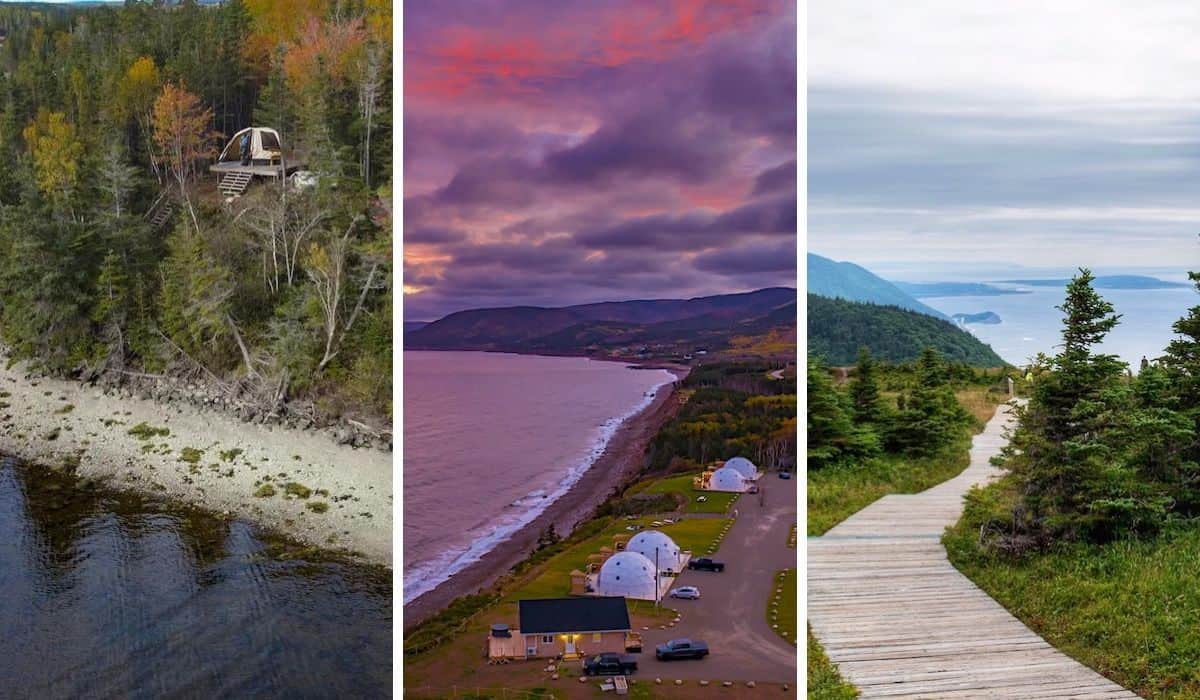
[0,356,393,567]
[86,369,392,452]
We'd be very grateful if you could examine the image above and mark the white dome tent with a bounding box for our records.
[218,126,284,166]
[723,456,759,480]
[626,530,682,573]
[596,551,658,600]
[708,466,748,493]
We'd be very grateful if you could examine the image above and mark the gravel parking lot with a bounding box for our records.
[637,478,797,682]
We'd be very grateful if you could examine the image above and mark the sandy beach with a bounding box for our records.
[0,359,393,566]
[403,365,688,627]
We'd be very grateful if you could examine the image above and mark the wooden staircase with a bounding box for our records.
[219,171,253,197]
[148,200,175,230]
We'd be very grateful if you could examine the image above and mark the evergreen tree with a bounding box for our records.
[1000,270,1137,540]
[885,347,969,455]
[92,249,130,363]
[849,346,886,425]
[808,357,878,469]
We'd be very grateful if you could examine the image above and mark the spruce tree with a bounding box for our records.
[1003,269,1131,539]
[885,347,968,455]
[849,346,886,425]
[808,357,878,469]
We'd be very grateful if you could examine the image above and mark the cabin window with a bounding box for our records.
[260,131,281,151]
[592,633,602,642]
[541,635,553,644]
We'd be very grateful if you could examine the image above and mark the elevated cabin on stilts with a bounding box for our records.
[209,127,304,198]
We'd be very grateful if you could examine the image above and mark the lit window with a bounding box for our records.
[592,633,601,642]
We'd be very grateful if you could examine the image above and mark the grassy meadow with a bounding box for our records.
[945,476,1200,699]
[807,388,1000,535]
[629,472,741,514]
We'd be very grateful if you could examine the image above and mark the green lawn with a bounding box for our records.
[807,436,972,535]
[808,627,858,699]
[945,476,1200,699]
[768,569,796,644]
[505,514,730,603]
[631,472,740,514]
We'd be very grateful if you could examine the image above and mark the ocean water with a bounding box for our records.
[0,456,391,697]
[402,351,675,604]
[921,285,1198,367]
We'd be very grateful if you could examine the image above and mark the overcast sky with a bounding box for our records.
[809,0,1200,280]
[403,0,797,320]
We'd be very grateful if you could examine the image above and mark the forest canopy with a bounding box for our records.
[808,294,1005,367]
[0,0,392,425]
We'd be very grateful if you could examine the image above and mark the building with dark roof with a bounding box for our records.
[487,597,634,660]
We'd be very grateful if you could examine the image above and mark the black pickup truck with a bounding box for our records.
[654,638,709,661]
[581,653,638,676]
[687,557,725,572]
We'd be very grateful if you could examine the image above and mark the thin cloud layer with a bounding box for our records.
[809,3,1200,275]
[404,0,797,319]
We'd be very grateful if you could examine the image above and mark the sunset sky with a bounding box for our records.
[403,0,797,320]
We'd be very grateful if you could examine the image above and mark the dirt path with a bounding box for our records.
[638,477,797,683]
[0,360,392,566]
[808,402,1139,699]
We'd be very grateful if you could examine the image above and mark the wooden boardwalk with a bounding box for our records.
[808,402,1140,699]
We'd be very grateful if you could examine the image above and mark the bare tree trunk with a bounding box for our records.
[226,314,259,379]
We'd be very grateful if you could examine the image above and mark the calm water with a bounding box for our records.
[402,351,674,604]
[0,457,391,698]
[922,285,1198,367]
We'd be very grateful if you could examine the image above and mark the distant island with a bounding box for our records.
[997,275,1188,290]
[952,311,1002,325]
[894,282,1030,298]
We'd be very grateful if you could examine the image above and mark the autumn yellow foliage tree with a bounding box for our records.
[152,82,219,230]
[23,110,84,205]
[118,56,164,182]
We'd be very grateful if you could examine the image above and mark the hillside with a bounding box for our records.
[808,253,948,319]
[0,1,393,425]
[406,288,796,358]
[808,294,1005,366]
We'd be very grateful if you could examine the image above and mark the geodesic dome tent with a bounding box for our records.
[218,127,284,165]
[626,530,682,573]
[596,551,658,600]
[708,466,748,492]
[723,456,759,480]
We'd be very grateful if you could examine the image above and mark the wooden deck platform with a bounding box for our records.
[209,162,304,178]
[808,402,1141,699]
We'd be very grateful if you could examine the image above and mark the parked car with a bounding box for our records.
[582,652,639,676]
[669,586,700,600]
[778,471,791,480]
[688,557,725,572]
[655,638,709,661]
